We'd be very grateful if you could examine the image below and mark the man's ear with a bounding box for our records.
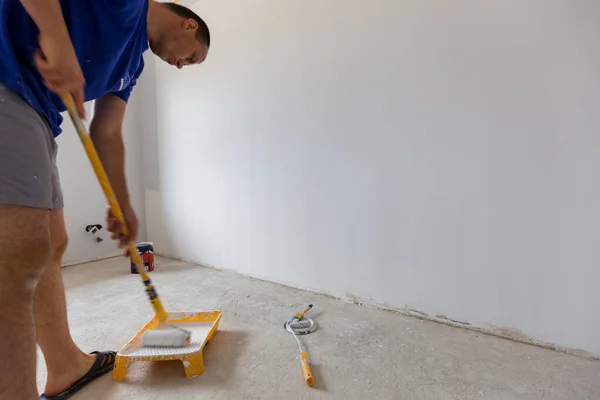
[183,18,198,31]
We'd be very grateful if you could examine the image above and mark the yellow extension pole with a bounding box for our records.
[301,351,314,387]
[61,94,169,324]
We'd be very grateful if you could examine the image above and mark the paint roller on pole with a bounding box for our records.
[60,93,190,348]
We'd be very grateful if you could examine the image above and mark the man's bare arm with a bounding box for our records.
[19,0,68,36]
[90,94,138,246]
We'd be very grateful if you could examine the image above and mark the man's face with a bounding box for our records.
[150,18,208,69]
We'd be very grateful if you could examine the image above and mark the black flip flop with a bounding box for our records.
[40,351,116,400]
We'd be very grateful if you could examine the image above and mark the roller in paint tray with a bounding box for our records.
[128,256,191,348]
[141,325,191,347]
[60,93,191,348]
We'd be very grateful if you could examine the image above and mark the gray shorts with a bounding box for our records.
[0,83,63,210]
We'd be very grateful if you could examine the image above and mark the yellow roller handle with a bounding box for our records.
[61,94,169,324]
[300,351,314,387]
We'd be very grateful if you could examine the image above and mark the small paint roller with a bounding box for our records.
[61,93,191,348]
[289,319,313,330]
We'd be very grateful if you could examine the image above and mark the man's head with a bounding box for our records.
[148,2,210,69]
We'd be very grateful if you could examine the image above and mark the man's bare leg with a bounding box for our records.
[0,204,51,400]
[34,209,96,397]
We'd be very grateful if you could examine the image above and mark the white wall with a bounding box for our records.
[58,83,147,265]
[146,0,600,355]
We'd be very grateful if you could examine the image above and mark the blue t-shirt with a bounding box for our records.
[0,0,149,136]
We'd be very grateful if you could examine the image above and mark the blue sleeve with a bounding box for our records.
[111,55,145,103]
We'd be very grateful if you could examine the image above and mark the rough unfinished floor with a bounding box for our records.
[37,257,600,399]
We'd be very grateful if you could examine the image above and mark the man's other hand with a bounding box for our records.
[106,205,139,256]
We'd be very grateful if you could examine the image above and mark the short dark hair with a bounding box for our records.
[162,2,210,47]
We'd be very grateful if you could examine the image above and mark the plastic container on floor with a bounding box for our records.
[130,242,155,274]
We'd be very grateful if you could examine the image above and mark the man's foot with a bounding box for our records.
[41,351,116,399]
[43,351,96,397]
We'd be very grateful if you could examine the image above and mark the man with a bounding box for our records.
[0,0,210,398]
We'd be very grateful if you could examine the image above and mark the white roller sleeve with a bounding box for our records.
[141,328,191,347]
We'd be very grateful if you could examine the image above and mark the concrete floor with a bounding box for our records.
[37,256,600,399]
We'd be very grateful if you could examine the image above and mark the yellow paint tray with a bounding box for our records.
[112,310,222,380]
